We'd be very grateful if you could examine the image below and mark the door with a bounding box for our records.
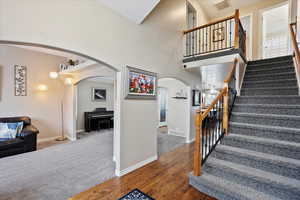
[187,2,197,29]
[158,87,168,127]
[262,3,289,59]
[240,15,252,60]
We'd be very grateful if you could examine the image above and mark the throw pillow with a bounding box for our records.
[0,122,23,141]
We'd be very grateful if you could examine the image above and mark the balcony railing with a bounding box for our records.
[184,10,246,58]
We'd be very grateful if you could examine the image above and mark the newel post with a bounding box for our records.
[223,86,229,135]
[234,9,240,49]
[194,110,202,176]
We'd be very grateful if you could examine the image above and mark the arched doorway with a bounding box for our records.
[0,41,122,199]
[157,77,193,156]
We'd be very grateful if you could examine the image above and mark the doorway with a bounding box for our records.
[158,87,168,128]
[262,3,289,59]
[240,14,253,60]
[187,2,197,30]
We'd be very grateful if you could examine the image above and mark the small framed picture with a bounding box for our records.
[213,27,225,42]
[92,88,106,101]
[125,66,157,100]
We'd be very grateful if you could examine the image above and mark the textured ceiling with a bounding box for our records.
[198,0,266,19]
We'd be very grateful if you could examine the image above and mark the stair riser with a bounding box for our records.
[212,150,300,180]
[222,137,300,160]
[244,73,296,81]
[231,114,300,129]
[241,88,298,96]
[189,177,242,200]
[246,67,294,76]
[204,163,300,200]
[247,63,294,71]
[249,56,293,65]
[229,125,300,143]
[232,106,300,116]
[243,80,297,89]
[235,97,300,105]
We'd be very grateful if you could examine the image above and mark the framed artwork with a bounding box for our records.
[213,27,225,42]
[92,88,106,101]
[125,66,157,100]
[14,65,27,96]
[192,90,201,106]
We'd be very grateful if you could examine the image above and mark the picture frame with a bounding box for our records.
[192,90,201,106]
[92,88,106,101]
[213,27,225,42]
[125,66,157,100]
[14,65,27,96]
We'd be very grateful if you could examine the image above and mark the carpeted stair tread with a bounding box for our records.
[231,112,300,121]
[204,158,300,199]
[234,103,300,109]
[229,121,300,134]
[216,145,300,166]
[243,79,297,88]
[245,66,295,76]
[213,145,300,179]
[248,55,293,65]
[233,104,300,115]
[244,71,295,78]
[247,65,294,72]
[189,173,283,200]
[235,95,300,105]
[225,134,300,150]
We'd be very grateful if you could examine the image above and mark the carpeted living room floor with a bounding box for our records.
[0,129,186,200]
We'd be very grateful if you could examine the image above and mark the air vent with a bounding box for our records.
[214,0,230,10]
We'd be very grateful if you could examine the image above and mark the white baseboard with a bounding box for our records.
[115,155,158,177]
[186,138,195,143]
[168,129,186,138]
[76,129,85,133]
[37,136,58,143]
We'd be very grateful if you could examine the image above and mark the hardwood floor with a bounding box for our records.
[70,143,216,200]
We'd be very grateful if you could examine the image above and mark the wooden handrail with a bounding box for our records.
[234,9,240,49]
[183,14,235,34]
[200,88,226,120]
[289,23,300,85]
[224,58,238,83]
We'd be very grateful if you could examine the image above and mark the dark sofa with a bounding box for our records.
[0,117,39,158]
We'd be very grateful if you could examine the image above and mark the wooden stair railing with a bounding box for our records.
[289,22,300,89]
[194,59,238,176]
[184,9,246,58]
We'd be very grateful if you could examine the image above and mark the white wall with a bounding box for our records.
[76,79,114,131]
[158,78,189,138]
[0,0,206,175]
[0,45,66,141]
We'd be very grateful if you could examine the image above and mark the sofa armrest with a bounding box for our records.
[19,125,39,152]
[18,125,39,138]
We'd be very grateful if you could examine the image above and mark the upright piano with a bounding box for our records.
[84,108,114,132]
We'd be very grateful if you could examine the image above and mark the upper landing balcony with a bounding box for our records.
[183,10,247,68]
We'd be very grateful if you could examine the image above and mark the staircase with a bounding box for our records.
[189,55,300,200]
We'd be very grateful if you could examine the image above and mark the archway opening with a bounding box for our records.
[157,77,191,156]
[0,42,121,199]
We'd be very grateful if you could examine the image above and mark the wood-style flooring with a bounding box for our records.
[70,143,215,200]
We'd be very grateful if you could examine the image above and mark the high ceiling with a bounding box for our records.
[198,0,266,19]
[96,0,160,24]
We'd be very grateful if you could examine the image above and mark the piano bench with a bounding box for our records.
[98,119,111,130]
